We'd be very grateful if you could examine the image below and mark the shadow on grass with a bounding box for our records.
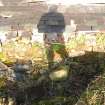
[1,51,105,105]
[29,51,105,105]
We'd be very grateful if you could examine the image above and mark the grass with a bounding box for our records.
[1,33,105,63]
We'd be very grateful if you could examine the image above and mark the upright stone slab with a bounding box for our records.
[37,12,65,33]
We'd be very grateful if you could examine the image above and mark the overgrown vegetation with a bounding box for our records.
[0,33,105,105]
